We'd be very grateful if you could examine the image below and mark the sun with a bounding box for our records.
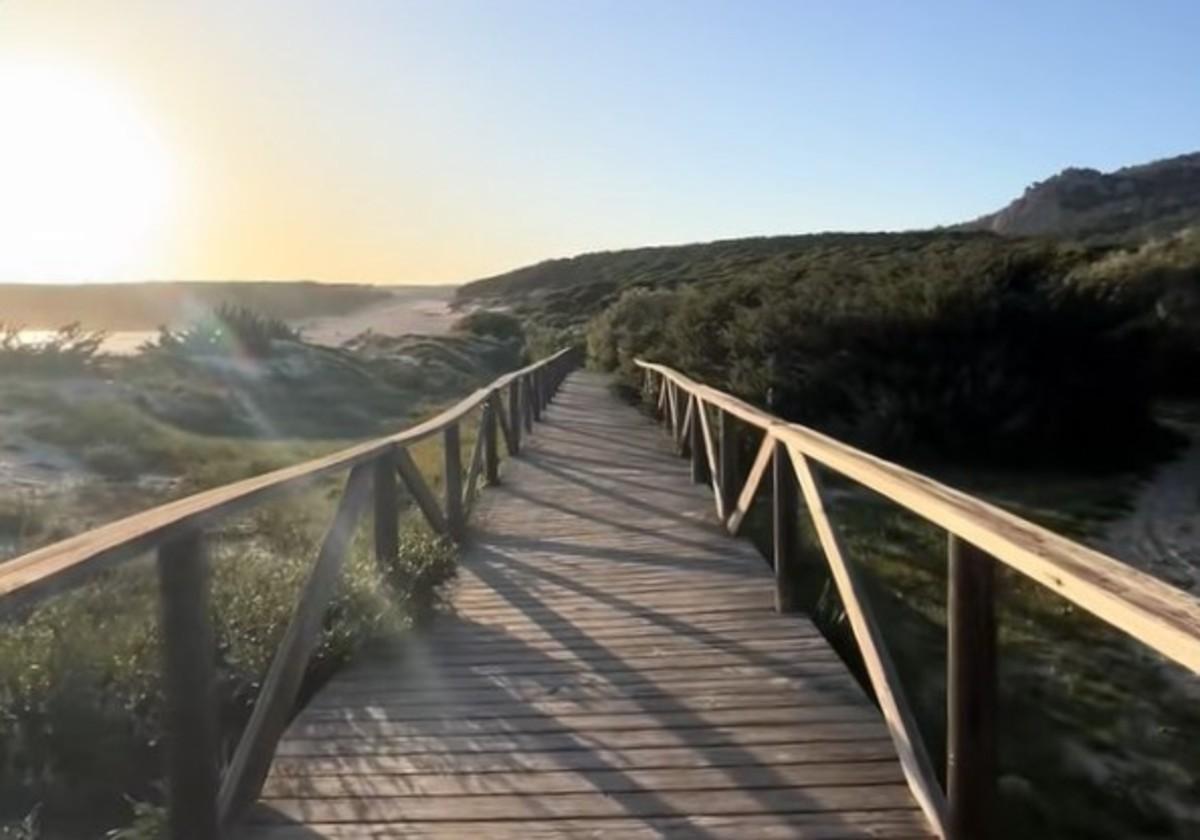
[0,60,176,282]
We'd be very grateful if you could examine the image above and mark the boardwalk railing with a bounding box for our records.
[637,359,1200,840]
[0,347,578,840]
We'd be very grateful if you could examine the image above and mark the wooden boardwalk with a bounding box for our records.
[243,372,932,838]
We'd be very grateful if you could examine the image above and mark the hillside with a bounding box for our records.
[455,231,1022,328]
[962,151,1200,240]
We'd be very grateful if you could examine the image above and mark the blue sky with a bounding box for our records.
[1,0,1197,283]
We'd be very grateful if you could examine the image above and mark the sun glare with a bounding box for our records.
[0,60,175,281]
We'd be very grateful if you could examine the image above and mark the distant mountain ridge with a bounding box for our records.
[962,151,1200,240]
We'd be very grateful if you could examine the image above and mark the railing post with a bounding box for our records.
[690,400,708,484]
[374,450,398,572]
[947,534,997,840]
[443,422,464,540]
[719,410,738,514]
[157,533,220,840]
[484,397,500,485]
[772,440,800,613]
[508,379,521,454]
[531,370,543,422]
[523,376,534,433]
[669,383,681,441]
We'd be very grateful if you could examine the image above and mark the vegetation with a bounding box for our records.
[145,303,300,359]
[0,503,456,830]
[0,308,530,834]
[0,323,106,376]
[459,226,1200,837]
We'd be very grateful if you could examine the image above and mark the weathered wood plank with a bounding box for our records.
[251,372,930,839]
[267,739,904,776]
[241,811,933,840]
[255,784,921,821]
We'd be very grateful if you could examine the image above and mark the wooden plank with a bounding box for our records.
[255,785,921,821]
[679,393,695,455]
[262,762,906,797]
[442,423,464,540]
[947,534,997,840]
[241,811,933,840]
[773,440,801,613]
[726,432,773,535]
[522,375,534,433]
[218,464,372,825]
[299,688,867,721]
[372,451,398,575]
[790,452,948,838]
[286,705,877,740]
[485,394,501,484]
[392,447,447,535]
[508,379,522,454]
[267,739,905,776]
[157,533,219,840]
[718,409,738,517]
[0,349,573,613]
[695,396,724,518]
[462,411,487,514]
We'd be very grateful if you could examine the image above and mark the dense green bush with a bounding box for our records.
[452,310,525,343]
[145,304,299,360]
[0,323,106,376]
[589,241,1163,464]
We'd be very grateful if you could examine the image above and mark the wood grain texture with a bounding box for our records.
[246,372,930,839]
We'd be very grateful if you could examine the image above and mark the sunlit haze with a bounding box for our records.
[1,0,1198,284]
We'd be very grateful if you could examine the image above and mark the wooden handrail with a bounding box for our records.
[0,346,579,839]
[636,358,1200,840]
[636,360,1200,673]
[0,348,575,612]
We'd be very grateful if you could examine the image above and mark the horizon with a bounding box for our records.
[2,1,1198,285]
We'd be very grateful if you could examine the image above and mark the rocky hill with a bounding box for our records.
[963,152,1200,240]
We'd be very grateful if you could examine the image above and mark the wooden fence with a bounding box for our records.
[0,347,578,839]
[637,359,1200,840]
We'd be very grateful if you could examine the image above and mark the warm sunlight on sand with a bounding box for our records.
[0,59,176,282]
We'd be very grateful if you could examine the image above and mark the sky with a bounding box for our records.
[0,0,1197,285]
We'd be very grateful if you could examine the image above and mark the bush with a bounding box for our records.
[588,244,1160,465]
[0,323,106,376]
[145,304,299,360]
[452,310,525,343]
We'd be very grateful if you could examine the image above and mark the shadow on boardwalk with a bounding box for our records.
[241,372,930,839]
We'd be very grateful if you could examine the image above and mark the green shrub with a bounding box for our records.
[145,304,299,360]
[0,323,106,376]
[588,243,1160,464]
[452,310,525,343]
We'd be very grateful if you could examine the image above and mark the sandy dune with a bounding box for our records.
[297,286,459,347]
